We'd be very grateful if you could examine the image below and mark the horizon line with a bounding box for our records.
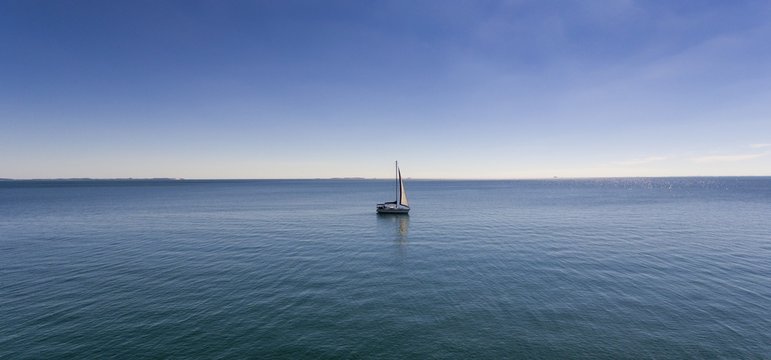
[3,175,771,181]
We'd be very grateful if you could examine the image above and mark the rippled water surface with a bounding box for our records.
[1,178,769,358]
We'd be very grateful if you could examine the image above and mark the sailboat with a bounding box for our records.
[377,161,410,214]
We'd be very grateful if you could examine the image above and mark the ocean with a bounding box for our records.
[1,178,769,358]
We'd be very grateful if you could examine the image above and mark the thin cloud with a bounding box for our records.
[749,143,771,148]
[612,156,668,166]
[691,152,769,163]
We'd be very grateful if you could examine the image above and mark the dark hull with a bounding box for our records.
[377,207,410,214]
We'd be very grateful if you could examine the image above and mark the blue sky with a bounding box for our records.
[2,0,770,179]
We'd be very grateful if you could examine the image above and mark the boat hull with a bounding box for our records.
[376,207,410,214]
[376,202,410,214]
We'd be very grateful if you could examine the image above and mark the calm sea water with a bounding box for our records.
[1,178,769,359]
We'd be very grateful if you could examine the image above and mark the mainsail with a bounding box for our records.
[398,167,409,207]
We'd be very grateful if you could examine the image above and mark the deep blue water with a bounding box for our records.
[1,178,769,359]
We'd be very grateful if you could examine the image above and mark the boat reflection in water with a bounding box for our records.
[376,213,410,243]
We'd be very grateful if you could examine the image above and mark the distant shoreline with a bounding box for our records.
[0,178,186,181]
[2,176,770,181]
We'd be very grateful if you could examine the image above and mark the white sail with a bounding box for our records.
[398,168,409,207]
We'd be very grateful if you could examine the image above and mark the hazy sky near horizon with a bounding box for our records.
[2,0,771,179]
